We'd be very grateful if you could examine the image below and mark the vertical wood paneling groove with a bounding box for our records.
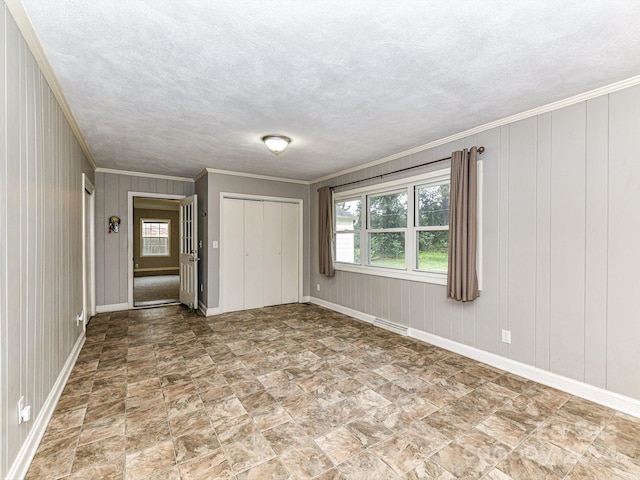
[498,125,510,358]
[1,7,7,470]
[535,113,552,371]
[1,8,92,476]
[606,86,640,399]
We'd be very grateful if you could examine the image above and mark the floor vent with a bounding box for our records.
[374,317,408,336]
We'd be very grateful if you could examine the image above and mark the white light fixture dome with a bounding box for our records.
[262,135,291,155]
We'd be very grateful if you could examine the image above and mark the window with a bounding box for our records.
[416,182,449,272]
[332,166,481,286]
[141,219,171,256]
[334,198,361,263]
[368,190,407,268]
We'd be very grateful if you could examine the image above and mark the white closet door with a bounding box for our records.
[222,198,245,312]
[263,202,282,306]
[244,200,264,309]
[281,202,299,304]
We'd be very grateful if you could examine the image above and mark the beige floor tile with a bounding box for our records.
[178,449,233,480]
[316,426,366,464]
[337,450,402,479]
[26,304,640,480]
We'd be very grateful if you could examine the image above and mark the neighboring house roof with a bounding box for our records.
[336,205,356,221]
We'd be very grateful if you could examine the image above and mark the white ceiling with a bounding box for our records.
[20,0,640,181]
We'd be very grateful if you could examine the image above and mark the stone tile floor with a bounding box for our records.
[26,303,640,479]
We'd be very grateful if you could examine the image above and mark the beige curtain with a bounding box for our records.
[447,147,479,302]
[318,186,335,277]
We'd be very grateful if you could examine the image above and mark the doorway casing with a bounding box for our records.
[127,191,185,309]
[82,174,96,328]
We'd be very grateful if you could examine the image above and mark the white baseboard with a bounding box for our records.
[308,296,375,325]
[134,267,179,273]
[199,301,221,317]
[95,302,129,313]
[301,296,311,303]
[310,296,640,419]
[6,332,86,480]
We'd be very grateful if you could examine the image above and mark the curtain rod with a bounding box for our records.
[328,146,485,191]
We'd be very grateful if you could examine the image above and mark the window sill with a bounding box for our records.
[334,262,447,286]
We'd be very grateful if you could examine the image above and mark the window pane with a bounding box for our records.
[369,191,407,229]
[417,184,450,226]
[335,233,360,263]
[417,230,448,272]
[335,199,361,231]
[369,232,405,268]
[141,220,170,256]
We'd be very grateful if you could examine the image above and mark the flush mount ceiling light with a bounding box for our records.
[262,135,291,155]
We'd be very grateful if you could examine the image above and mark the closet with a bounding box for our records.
[221,197,300,312]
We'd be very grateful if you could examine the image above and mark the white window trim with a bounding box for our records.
[333,165,483,288]
[140,218,171,257]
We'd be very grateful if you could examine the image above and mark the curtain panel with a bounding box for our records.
[447,147,480,302]
[318,186,335,277]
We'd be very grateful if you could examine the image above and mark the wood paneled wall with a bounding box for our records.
[0,7,94,477]
[311,84,640,401]
[94,172,194,307]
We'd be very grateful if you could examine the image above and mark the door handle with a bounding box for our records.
[189,257,200,262]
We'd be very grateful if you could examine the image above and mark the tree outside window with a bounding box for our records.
[368,191,407,268]
[416,183,449,272]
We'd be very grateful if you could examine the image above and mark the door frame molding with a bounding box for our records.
[219,192,304,313]
[82,174,96,328]
[127,191,185,309]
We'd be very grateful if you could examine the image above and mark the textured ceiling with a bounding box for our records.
[20,0,640,181]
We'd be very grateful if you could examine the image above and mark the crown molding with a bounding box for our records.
[311,74,640,185]
[95,167,194,183]
[202,167,310,185]
[5,0,98,170]
[193,168,208,182]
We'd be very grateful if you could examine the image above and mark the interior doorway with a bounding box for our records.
[131,196,181,307]
[82,174,96,328]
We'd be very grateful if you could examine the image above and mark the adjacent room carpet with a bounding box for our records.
[134,274,179,307]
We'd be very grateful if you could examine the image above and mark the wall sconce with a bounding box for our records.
[109,216,120,234]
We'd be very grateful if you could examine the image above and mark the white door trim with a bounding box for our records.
[219,192,304,313]
[127,191,185,309]
[82,174,96,328]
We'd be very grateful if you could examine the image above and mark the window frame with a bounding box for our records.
[414,179,450,274]
[334,197,362,265]
[140,218,172,257]
[366,188,409,270]
[332,165,483,287]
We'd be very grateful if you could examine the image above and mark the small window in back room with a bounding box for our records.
[141,219,171,256]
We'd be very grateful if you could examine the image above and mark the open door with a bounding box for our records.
[179,194,198,308]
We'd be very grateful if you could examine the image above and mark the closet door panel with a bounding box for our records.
[263,202,283,306]
[244,200,264,309]
[222,198,245,312]
[281,202,299,304]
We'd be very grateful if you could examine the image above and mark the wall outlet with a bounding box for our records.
[212,241,219,249]
[501,329,512,344]
[18,396,24,424]
[316,284,320,292]
[18,396,31,424]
